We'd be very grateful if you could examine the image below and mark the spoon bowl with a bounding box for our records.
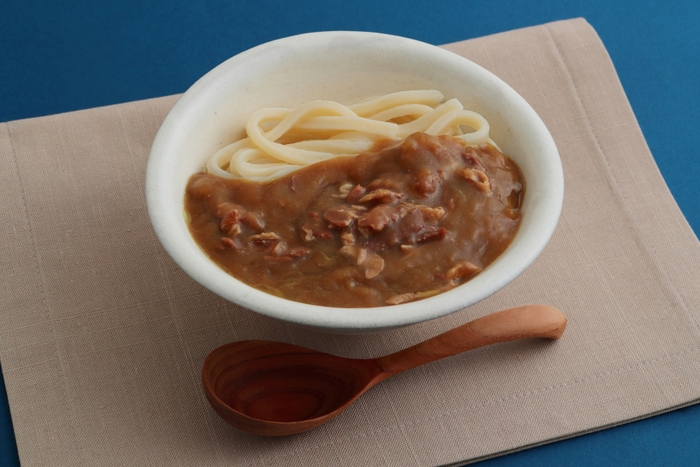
[202,304,567,436]
[203,340,385,435]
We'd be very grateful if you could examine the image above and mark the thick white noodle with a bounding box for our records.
[425,109,490,145]
[348,90,444,116]
[206,139,252,179]
[206,90,494,181]
[395,98,464,138]
[231,148,303,180]
[367,103,434,122]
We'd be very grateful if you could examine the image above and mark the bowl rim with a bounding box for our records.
[146,30,563,332]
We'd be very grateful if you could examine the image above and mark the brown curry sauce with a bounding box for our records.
[184,132,524,307]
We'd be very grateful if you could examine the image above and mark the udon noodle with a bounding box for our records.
[206,90,493,181]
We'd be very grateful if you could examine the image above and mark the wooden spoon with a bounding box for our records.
[202,304,567,436]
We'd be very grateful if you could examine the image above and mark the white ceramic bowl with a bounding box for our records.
[146,31,563,333]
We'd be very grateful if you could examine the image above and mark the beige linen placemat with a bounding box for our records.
[2,18,700,467]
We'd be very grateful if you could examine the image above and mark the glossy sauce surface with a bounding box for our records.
[185,133,524,307]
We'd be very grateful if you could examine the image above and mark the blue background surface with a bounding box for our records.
[1,1,699,465]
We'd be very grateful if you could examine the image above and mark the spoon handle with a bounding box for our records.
[374,304,566,374]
